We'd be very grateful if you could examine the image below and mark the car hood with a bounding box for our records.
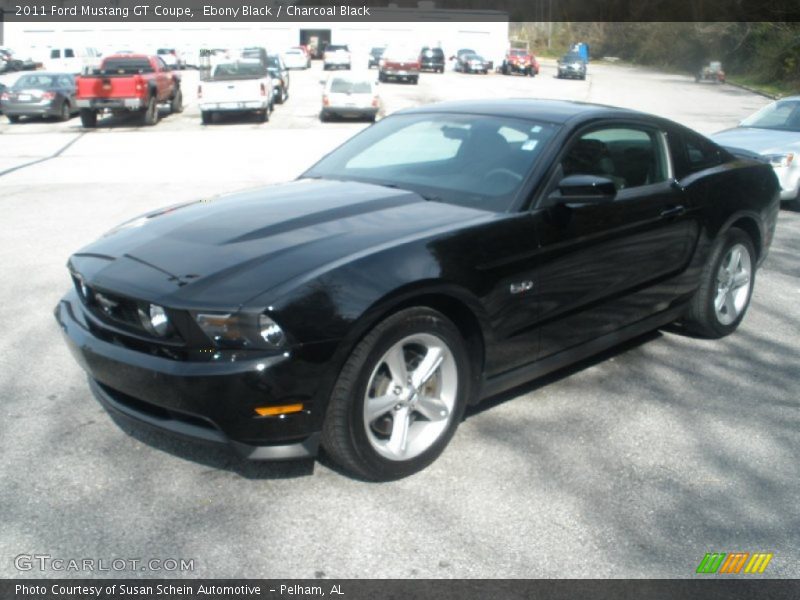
[70,179,490,309]
[710,127,800,155]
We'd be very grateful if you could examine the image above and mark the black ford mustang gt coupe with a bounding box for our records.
[56,100,780,480]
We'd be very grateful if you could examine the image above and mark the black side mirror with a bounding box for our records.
[551,174,616,204]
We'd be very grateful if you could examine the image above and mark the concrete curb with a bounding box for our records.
[725,80,780,100]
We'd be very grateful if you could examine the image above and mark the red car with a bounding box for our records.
[501,49,539,77]
[75,54,182,127]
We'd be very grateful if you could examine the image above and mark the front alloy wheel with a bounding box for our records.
[322,307,470,480]
[363,333,458,461]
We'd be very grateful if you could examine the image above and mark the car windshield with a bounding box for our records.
[100,58,153,74]
[467,55,483,61]
[14,74,59,89]
[740,100,800,132]
[304,113,558,212]
[510,50,527,56]
[327,45,349,52]
[267,55,281,68]
[563,53,583,62]
[330,79,372,94]
[211,62,266,80]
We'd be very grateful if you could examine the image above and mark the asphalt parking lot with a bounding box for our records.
[1,59,798,578]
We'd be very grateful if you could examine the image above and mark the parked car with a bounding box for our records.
[379,46,420,84]
[419,47,445,73]
[43,46,102,74]
[323,44,351,70]
[501,48,538,76]
[696,61,726,84]
[266,53,290,104]
[0,47,35,72]
[711,96,800,208]
[368,47,385,69]
[557,52,587,80]
[457,53,490,74]
[283,48,310,70]
[55,99,779,480]
[156,48,185,70]
[1,72,77,122]
[198,60,272,124]
[75,54,182,127]
[320,74,380,122]
[452,48,476,71]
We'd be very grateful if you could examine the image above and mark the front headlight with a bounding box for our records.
[138,303,170,337]
[194,311,286,349]
[763,152,794,167]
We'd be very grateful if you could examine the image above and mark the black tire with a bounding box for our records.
[321,307,471,481]
[785,190,800,211]
[411,77,419,85]
[378,72,386,83]
[59,100,71,121]
[79,109,96,128]
[320,110,329,122]
[7,114,21,123]
[200,111,212,125]
[256,108,268,123]
[275,85,287,105]
[170,88,183,114]
[142,96,158,126]
[684,228,756,338]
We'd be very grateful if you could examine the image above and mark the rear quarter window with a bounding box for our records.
[671,131,725,178]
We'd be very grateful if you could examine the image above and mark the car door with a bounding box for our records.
[530,121,694,359]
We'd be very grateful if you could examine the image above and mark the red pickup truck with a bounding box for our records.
[75,54,182,127]
[501,49,539,77]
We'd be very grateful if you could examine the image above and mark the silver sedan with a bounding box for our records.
[712,96,800,208]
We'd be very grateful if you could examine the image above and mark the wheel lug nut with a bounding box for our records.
[393,386,402,395]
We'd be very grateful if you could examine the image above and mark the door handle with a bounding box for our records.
[660,205,686,219]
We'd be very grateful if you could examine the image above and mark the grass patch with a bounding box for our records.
[726,75,797,99]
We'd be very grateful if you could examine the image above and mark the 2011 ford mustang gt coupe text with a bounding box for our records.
[56,100,780,480]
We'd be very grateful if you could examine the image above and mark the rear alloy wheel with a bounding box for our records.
[59,101,71,121]
[685,227,756,338]
[322,307,470,481]
[79,109,96,128]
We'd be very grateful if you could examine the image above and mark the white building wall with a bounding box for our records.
[4,19,509,67]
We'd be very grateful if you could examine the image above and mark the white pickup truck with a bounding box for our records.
[197,59,273,124]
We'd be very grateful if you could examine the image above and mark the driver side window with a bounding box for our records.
[562,126,668,191]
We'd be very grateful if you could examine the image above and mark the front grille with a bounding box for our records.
[70,275,194,359]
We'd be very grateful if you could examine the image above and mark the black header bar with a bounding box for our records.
[2,0,799,23]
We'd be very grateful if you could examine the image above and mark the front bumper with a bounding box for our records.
[76,97,145,110]
[54,289,333,460]
[199,100,270,112]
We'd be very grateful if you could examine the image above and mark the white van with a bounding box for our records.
[43,47,102,74]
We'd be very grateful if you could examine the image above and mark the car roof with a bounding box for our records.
[398,99,649,125]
